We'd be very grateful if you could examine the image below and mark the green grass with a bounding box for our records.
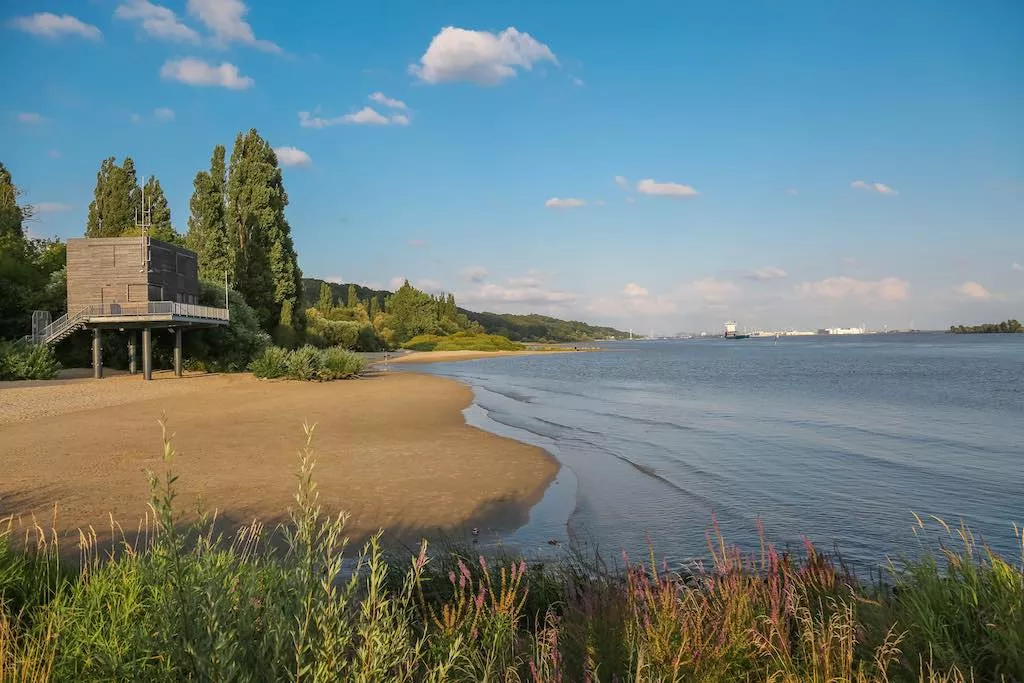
[1,424,1021,682]
[249,345,365,381]
[402,332,526,352]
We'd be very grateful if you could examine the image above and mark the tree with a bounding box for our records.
[86,157,139,237]
[142,176,176,242]
[187,145,233,282]
[317,281,333,316]
[368,296,380,319]
[346,284,358,309]
[0,163,28,252]
[226,129,301,332]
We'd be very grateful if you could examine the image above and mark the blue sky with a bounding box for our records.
[4,0,1023,332]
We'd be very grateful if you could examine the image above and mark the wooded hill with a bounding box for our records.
[302,278,632,343]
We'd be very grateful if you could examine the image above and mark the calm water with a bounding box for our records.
[420,334,1024,568]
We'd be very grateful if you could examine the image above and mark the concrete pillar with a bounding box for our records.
[128,332,137,375]
[173,328,183,377]
[92,329,103,379]
[142,327,152,381]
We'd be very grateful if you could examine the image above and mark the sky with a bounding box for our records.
[3,0,1023,334]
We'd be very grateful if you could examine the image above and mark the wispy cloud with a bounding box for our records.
[185,0,281,53]
[160,57,253,89]
[8,13,102,40]
[462,266,488,283]
[786,188,799,196]
[368,92,407,110]
[743,266,788,281]
[954,281,992,300]
[273,146,312,167]
[1012,262,1023,273]
[614,175,630,190]
[623,282,648,297]
[798,276,909,302]
[545,197,586,209]
[299,107,407,127]
[410,26,557,85]
[850,180,897,195]
[407,239,427,248]
[153,106,175,122]
[459,271,576,308]
[17,112,44,124]
[636,179,699,198]
[115,0,200,43]
[47,150,62,159]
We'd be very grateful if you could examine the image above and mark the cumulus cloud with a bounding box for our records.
[160,57,253,89]
[153,106,175,122]
[9,13,102,40]
[459,271,576,308]
[850,180,897,195]
[115,0,200,43]
[299,107,407,127]
[410,26,557,85]
[17,112,44,124]
[273,146,312,167]
[798,276,909,302]
[185,0,280,52]
[636,179,699,198]
[462,266,488,283]
[545,197,585,209]
[623,282,648,297]
[954,281,992,300]
[743,266,788,281]
[368,92,407,109]
[34,202,72,213]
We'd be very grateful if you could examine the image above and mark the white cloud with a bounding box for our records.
[850,180,897,195]
[34,202,72,213]
[17,112,44,124]
[1012,262,1023,273]
[368,92,407,110]
[614,175,630,190]
[459,271,576,308]
[798,276,909,302]
[389,113,410,126]
[153,106,175,122]
[623,282,648,297]
[299,107,407,127]
[160,57,253,89]
[115,0,199,43]
[325,275,343,284]
[186,0,280,52]
[743,266,788,281]
[410,26,557,85]
[273,146,312,167]
[626,196,636,205]
[571,76,584,86]
[47,150,61,159]
[595,199,606,206]
[389,277,408,291]
[954,281,992,300]
[786,188,799,196]
[417,279,444,294]
[545,197,586,209]
[343,107,390,125]
[130,113,143,124]
[462,266,488,283]
[636,179,699,198]
[8,13,102,40]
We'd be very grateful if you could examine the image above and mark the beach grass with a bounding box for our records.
[1,424,1021,682]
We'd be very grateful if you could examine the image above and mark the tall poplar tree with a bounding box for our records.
[187,145,233,281]
[86,157,140,237]
[141,176,176,242]
[226,129,300,331]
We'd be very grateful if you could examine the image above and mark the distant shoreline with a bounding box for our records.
[380,347,593,366]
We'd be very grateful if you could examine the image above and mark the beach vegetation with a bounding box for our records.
[0,340,61,380]
[1,426,1021,681]
[250,345,365,380]
[402,332,526,352]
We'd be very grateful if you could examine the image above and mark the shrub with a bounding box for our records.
[402,332,525,352]
[320,346,365,380]
[249,346,290,379]
[0,341,61,380]
[184,281,270,372]
[285,345,323,381]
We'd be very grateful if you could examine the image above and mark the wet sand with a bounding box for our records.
[0,371,558,551]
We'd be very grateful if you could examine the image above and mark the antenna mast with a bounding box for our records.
[135,174,152,274]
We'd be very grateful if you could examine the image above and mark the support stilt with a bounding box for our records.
[128,331,137,375]
[142,327,152,381]
[92,328,103,379]
[174,328,183,377]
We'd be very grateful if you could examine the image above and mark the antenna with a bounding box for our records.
[136,174,152,273]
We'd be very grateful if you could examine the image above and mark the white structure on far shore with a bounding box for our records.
[819,326,866,335]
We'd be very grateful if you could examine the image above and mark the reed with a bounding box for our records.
[0,424,1020,682]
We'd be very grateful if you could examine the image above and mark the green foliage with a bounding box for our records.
[0,340,61,380]
[186,145,234,282]
[467,310,632,342]
[346,284,358,309]
[182,281,270,372]
[226,129,302,333]
[316,281,334,316]
[950,320,1023,334]
[402,332,525,352]
[85,156,138,237]
[2,427,1020,682]
[250,345,365,381]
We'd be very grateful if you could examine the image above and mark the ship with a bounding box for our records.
[724,321,750,339]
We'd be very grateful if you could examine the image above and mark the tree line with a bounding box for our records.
[949,320,1023,334]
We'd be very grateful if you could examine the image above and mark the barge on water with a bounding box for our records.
[724,321,750,340]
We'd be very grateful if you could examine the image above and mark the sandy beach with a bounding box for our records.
[0,370,557,552]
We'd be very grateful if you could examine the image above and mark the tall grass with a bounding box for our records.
[1,424,1021,681]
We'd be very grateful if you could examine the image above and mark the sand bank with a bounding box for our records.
[0,371,557,550]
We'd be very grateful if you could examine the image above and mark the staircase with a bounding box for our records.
[24,307,91,346]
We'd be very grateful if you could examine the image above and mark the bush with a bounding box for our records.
[249,346,290,379]
[250,345,364,381]
[0,341,61,380]
[402,332,525,352]
[183,281,270,373]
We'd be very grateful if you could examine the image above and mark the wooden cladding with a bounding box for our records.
[66,237,202,313]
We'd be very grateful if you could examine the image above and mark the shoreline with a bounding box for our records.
[382,348,586,366]
[0,371,559,554]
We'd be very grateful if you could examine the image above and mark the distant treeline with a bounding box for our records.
[302,279,632,343]
[949,319,1022,334]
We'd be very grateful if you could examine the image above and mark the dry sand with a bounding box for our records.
[0,371,557,551]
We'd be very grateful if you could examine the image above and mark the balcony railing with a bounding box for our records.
[29,301,230,345]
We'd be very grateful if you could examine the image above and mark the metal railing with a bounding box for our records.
[28,301,230,345]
